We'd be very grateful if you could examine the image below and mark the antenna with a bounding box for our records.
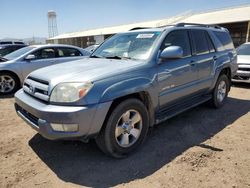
[47,10,58,38]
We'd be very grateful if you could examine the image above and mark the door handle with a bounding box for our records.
[213,56,218,61]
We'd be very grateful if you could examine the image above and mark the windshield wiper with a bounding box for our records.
[90,55,102,58]
[0,57,8,62]
[105,56,122,59]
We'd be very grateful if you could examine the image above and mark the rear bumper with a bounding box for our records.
[15,89,112,140]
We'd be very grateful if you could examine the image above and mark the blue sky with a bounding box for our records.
[1,0,250,39]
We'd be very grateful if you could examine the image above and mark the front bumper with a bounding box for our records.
[15,89,112,140]
[234,64,250,79]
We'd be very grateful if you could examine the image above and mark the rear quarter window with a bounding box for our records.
[213,31,234,50]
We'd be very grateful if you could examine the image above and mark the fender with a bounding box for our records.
[99,77,157,104]
[99,77,158,127]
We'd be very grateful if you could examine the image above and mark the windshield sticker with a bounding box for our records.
[136,33,155,39]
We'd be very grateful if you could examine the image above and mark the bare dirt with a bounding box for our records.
[0,83,250,188]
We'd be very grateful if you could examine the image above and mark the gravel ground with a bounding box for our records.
[0,83,249,188]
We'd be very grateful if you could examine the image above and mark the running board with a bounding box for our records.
[155,95,212,124]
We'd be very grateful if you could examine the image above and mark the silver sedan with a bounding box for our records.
[0,44,90,94]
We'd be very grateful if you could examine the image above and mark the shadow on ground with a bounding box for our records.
[0,94,14,99]
[29,97,250,187]
[232,81,250,89]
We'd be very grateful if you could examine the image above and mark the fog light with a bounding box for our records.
[51,123,79,132]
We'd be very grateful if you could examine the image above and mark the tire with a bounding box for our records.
[0,72,20,95]
[209,74,230,108]
[96,98,149,158]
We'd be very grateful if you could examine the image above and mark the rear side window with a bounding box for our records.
[191,30,210,55]
[214,31,234,50]
[57,48,82,57]
[161,30,191,57]
[206,33,216,53]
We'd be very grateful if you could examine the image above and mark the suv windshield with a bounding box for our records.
[91,31,161,60]
[4,46,35,60]
[237,43,250,55]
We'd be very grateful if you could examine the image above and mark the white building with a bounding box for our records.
[47,5,250,47]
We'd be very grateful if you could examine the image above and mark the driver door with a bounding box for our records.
[158,30,198,109]
[21,47,56,78]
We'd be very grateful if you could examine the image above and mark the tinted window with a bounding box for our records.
[57,48,81,57]
[14,42,25,45]
[237,43,250,55]
[0,42,12,44]
[206,32,216,53]
[32,48,56,59]
[161,30,191,57]
[214,31,234,50]
[0,47,13,56]
[192,30,210,55]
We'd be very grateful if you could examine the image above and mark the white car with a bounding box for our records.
[234,42,250,81]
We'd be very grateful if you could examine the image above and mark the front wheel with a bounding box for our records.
[96,98,149,158]
[0,72,19,95]
[209,74,230,108]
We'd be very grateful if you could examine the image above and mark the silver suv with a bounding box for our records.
[15,23,237,158]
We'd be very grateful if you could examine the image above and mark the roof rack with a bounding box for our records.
[176,23,223,29]
[129,27,152,31]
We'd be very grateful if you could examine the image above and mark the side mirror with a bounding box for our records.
[24,54,35,61]
[160,46,183,60]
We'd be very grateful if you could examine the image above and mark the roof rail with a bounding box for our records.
[176,23,223,29]
[129,27,152,31]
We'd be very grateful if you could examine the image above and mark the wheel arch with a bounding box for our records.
[103,91,155,129]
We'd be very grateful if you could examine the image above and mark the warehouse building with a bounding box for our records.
[47,5,250,47]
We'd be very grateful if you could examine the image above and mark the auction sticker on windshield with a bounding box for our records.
[136,33,155,38]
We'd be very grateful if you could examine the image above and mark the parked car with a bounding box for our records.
[0,44,90,94]
[0,44,27,58]
[0,41,26,45]
[84,44,99,53]
[15,23,237,158]
[233,42,250,80]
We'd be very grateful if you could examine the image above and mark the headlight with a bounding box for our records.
[50,82,93,103]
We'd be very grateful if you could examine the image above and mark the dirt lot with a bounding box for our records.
[0,83,249,188]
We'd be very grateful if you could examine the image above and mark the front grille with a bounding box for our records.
[15,104,39,126]
[238,68,250,72]
[23,76,50,102]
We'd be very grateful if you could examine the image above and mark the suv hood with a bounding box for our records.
[237,55,250,64]
[28,58,145,85]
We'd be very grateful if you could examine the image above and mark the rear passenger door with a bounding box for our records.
[190,29,216,90]
[54,47,84,64]
[157,30,199,108]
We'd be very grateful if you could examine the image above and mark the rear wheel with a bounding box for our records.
[96,98,149,158]
[209,74,230,108]
[0,72,20,95]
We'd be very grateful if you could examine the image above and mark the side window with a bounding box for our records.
[205,32,216,53]
[213,31,234,50]
[161,30,191,57]
[32,48,56,59]
[192,30,210,55]
[57,48,82,57]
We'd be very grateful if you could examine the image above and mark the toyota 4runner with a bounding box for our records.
[15,23,237,158]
